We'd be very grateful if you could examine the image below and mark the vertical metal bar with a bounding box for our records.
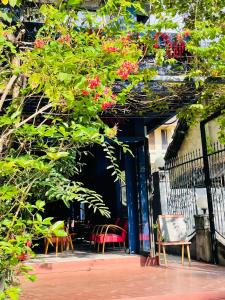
[200,122,218,264]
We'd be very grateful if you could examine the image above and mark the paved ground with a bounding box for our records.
[21,253,225,300]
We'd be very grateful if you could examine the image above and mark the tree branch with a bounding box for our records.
[0,75,18,111]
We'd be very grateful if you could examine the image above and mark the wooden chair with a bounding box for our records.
[44,231,74,256]
[89,218,121,247]
[95,219,128,254]
[156,214,191,266]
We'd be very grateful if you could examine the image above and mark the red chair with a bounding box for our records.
[89,218,121,246]
[95,219,128,254]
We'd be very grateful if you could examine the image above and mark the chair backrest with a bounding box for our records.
[158,214,187,242]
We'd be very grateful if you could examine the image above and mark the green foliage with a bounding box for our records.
[0,0,224,298]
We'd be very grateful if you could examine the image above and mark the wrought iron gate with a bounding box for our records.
[162,142,225,242]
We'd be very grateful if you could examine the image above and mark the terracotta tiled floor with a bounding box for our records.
[21,253,225,300]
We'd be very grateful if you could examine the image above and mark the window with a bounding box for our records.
[161,129,168,150]
[149,132,155,150]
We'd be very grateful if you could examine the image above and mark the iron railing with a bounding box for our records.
[163,142,225,239]
[208,142,225,239]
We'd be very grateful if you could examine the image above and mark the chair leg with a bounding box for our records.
[60,239,63,253]
[123,241,126,249]
[181,244,184,265]
[69,236,74,252]
[187,245,191,266]
[102,241,106,254]
[97,242,100,253]
[162,245,167,266]
[66,238,69,251]
[45,240,49,255]
[56,237,58,256]
[158,243,161,265]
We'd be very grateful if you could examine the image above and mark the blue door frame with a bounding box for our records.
[122,136,151,254]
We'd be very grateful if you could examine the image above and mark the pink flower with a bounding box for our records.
[103,87,109,95]
[88,76,101,89]
[101,102,114,110]
[58,34,71,44]
[34,39,46,48]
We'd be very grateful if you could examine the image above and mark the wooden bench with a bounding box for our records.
[156,214,191,266]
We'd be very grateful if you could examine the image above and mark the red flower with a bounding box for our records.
[101,102,114,110]
[88,76,101,89]
[34,39,45,48]
[81,89,89,96]
[117,69,129,80]
[121,61,137,73]
[117,61,138,80]
[105,46,119,53]
[153,44,159,49]
[17,253,27,261]
[120,33,131,43]
[26,240,32,248]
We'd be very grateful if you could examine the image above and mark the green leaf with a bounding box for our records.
[9,0,17,7]
[52,220,64,231]
[35,200,45,210]
[58,72,72,83]
[5,287,21,300]
[42,217,53,225]
[68,0,81,6]
[27,274,37,282]
[53,229,67,237]
[36,213,42,222]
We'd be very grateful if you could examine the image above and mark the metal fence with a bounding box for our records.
[163,142,225,240]
[208,142,225,239]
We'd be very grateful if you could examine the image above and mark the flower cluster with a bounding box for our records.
[58,34,71,44]
[34,39,46,49]
[88,76,101,89]
[120,33,131,43]
[101,101,114,110]
[117,61,138,80]
[104,46,119,53]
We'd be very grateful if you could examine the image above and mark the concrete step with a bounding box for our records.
[25,255,149,274]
